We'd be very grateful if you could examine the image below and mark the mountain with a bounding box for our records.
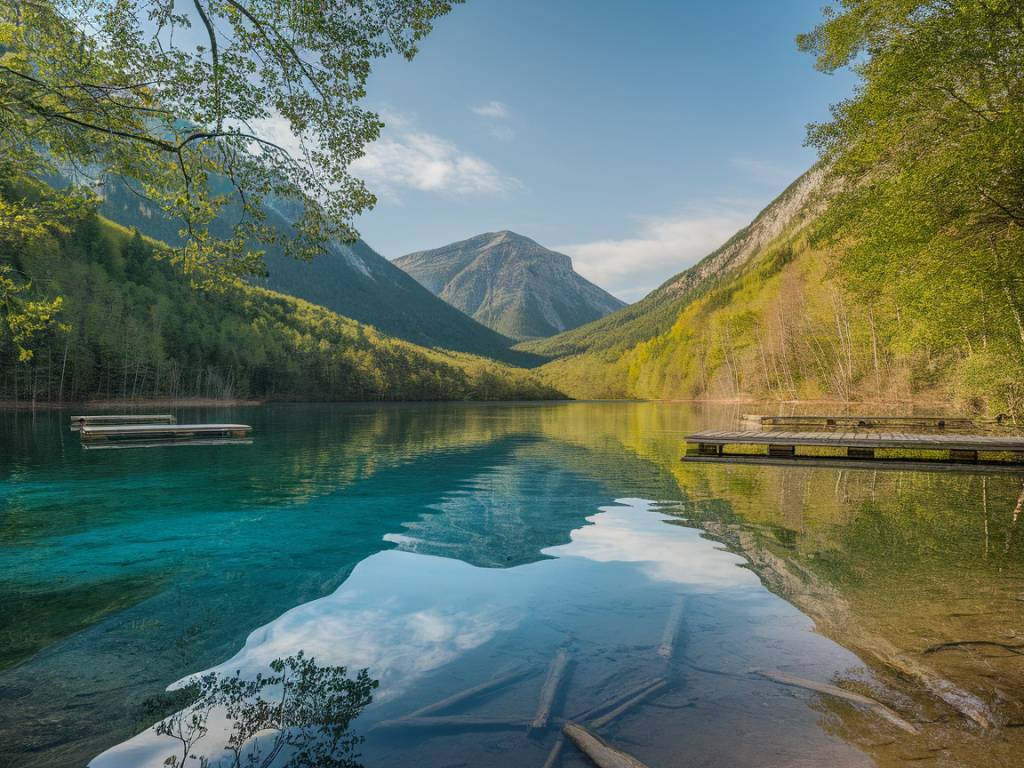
[524,168,840,399]
[525,162,1022,415]
[393,231,626,341]
[0,183,562,403]
[91,179,540,367]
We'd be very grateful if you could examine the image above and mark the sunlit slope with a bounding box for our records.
[527,170,829,399]
[518,169,824,362]
[532,150,1019,411]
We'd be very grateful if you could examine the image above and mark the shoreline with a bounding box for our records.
[0,395,982,417]
[0,397,266,412]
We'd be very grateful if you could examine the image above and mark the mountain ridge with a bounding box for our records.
[393,230,625,341]
[518,168,826,361]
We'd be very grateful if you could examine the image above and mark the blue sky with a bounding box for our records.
[351,0,857,301]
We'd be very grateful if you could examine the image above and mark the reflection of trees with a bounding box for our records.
[518,402,1024,762]
[239,405,534,508]
[5,402,1023,767]
[157,653,376,768]
[679,467,1024,766]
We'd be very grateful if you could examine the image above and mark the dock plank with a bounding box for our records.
[686,430,1024,454]
[755,415,974,429]
[70,414,175,430]
[80,423,251,443]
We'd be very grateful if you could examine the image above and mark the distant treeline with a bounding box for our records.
[0,190,562,404]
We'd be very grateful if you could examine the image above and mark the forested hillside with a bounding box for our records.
[538,171,1023,416]
[94,177,537,367]
[520,170,824,361]
[535,2,1024,419]
[0,186,561,404]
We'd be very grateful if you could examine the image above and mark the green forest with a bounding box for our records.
[0,181,559,404]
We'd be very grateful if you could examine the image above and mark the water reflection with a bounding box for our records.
[92,500,866,768]
[1,402,1022,768]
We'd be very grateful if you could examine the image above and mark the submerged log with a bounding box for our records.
[574,677,668,722]
[399,667,530,721]
[531,647,572,731]
[590,679,668,729]
[562,722,652,768]
[754,669,919,734]
[541,736,565,768]
[923,640,1024,657]
[657,595,686,659]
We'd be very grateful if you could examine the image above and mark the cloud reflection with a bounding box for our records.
[548,499,759,590]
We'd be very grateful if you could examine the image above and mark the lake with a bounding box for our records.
[1,402,1021,767]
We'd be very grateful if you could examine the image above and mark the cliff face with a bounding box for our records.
[653,167,826,302]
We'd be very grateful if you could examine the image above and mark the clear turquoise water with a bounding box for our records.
[2,403,1022,767]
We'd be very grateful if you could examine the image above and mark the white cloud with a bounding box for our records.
[471,100,511,119]
[352,120,520,200]
[249,111,518,201]
[555,207,753,302]
[546,499,759,590]
[247,114,304,157]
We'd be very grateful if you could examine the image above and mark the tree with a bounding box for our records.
[0,177,81,362]
[800,0,1024,413]
[0,266,67,361]
[0,0,459,284]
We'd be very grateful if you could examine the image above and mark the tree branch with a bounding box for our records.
[191,0,222,129]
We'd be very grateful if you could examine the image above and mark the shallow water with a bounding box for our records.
[1,402,1021,767]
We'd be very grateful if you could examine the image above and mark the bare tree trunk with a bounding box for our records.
[869,309,881,397]
[697,336,709,395]
[831,290,854,399]
[1004,285,1024,349]
[122,333,129,398]
[57,335,69,404]
[720,325,740,396]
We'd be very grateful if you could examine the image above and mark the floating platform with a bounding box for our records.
[70,414,175,430]
[740,414,976,430]
[79,423,251,445]
[82,437,253,451]
[684,430,1024,467]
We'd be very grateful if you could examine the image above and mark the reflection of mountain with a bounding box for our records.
[385,447,623,567]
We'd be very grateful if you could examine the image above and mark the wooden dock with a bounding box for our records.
[684,430,1024,466]
[740,414,976,430]
[70,414,175,430]
[79,423,251,444]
